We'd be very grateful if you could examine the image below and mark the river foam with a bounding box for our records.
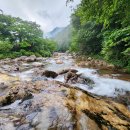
[76,68,130,97]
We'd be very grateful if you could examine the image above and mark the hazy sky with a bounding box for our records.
[0,0,80,32]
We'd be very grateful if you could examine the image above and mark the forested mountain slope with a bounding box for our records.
[69,0,130,72]
[52,25,72,52]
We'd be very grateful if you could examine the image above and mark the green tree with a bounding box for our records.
[0,14,56,59]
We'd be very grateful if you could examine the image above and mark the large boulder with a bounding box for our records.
[58,82,130,130]
[0,82,8,90]
[64,70,81,83]
[56,60,63,64]
[25,55,37,62]
[0,88,33,106]
[36,57,46,61]
[53,52,59,57]
[42,70,58,78]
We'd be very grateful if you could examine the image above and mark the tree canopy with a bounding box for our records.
[0,13,56,59]
[69,0,130,72]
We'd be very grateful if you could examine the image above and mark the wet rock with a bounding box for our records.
[56,60,63,64]
[83,77,95,85]
[0,82,8,89]
[60,69,91,85]
[32,76,48,82]
[42,70,58,78]
[85,62,91,67]
[31,106,74,130]
[16,124,30,130]
[63,70,95,87]
[26,112,38,122]
[36,57,44,61]
[88,57,92,61]
[0,122,15,130]
[78,76,95,88]
[107,64,115,69]
[0,79,129,130]
[31,62,45,67]
[53,52,59,57]
[0,100,21,110]
[30,115,40,128]
[13,64,20,71]
[113,91,130,107]
[59,82,130,130]
[25,55,36,62]
[18,56,28,61]
[58,69,78,75]
[1,65,11,71]
[65,71,81,83]
[0,87,33,106]
[21,91,33,102]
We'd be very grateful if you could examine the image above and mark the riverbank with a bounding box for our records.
[73,54,130,81]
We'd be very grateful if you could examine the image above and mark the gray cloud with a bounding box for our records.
[37,10,50,19]
[0,0,80,32]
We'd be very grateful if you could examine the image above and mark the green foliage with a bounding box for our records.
[0,40,13,52]
[102,26,130,67]
[76,0,130,28]
[69,29,79,52]
[0,14,56,59]
[70,17,103,55]
[70,0,130,72]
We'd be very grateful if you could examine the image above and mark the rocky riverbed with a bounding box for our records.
[0,53,130,130]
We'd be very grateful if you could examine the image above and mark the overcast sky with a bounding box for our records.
[0,0,80,32]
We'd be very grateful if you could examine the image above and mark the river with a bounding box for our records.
[0,53,129,130]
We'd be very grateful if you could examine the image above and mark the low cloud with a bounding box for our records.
[0,0,80,32]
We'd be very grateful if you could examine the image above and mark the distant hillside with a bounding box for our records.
[52,25,72,52]
[45,27,65,38]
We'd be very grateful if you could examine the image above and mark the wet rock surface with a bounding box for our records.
[42,70,58,78]
[0,53,129,130]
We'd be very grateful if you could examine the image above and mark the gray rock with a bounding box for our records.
[0,82,8,89]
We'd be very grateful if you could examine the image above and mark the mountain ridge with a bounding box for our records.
[45,27,65,38]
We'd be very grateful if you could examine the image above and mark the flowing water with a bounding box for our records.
[45,54,130,97]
